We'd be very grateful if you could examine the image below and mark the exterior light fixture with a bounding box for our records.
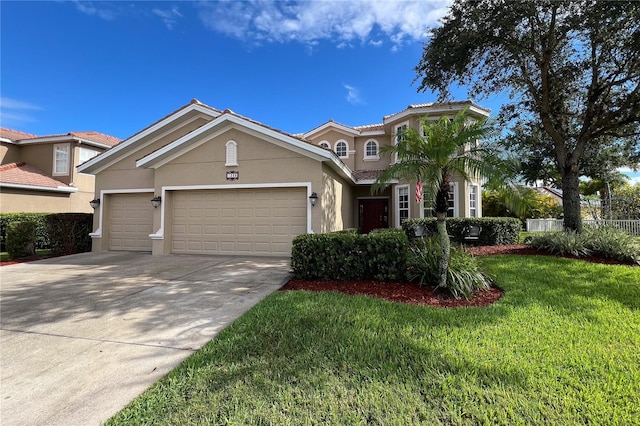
[309,192,318,207]
[89,198,100,209]
[150,195,162,208]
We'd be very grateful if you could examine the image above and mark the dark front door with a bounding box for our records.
[359,199,389,233]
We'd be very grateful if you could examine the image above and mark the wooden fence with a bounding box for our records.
[526,219,640,236]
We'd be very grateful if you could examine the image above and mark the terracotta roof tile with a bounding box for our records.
[69,131,121,147]
[0,128,38,141]
[353,123,384,132]
[383,100,491,120]
[352,169,386,181]
[0,162,73,189]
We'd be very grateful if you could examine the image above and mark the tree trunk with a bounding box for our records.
[561,165,582,232]
[436,214,450,289]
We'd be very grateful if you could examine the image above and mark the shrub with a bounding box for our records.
[407,236,492,300]
[527,226,639,262]
[6,221,37,259]
[402,217,521,246]
[0,213,50,251]
[45,213,93,255]
[291,229,408,282]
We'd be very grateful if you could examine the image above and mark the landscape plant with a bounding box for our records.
[407,236,492,299]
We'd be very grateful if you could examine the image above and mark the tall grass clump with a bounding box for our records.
[407,236,492,300]
[528,226,639,263]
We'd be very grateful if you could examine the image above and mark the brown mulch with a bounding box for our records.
[0,254,57,267]
[281,244,638,308]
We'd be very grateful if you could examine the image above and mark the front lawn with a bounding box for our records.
[106,256,640,425]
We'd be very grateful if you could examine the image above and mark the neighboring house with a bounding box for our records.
[0,129,120,213]
[533,186,563,206]
[78,99,488,256]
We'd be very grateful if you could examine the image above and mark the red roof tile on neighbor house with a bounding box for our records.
[69,131,121,147]
[0,162,72,189]
[0,128,38,142]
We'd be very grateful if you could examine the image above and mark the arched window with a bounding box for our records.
[364,139,379,159]
[335,140,348,158]
[225,140,238,166]
[319,141,330,149]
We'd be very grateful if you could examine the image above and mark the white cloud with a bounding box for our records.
[344,84,365,105]
[0,97,41,128]
[196,0,452,49]
[72,1,116,21]
[152,6,183,30]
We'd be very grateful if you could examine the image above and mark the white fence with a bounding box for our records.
[526,219,640,236]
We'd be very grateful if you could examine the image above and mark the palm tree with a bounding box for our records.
[372,108,509,289]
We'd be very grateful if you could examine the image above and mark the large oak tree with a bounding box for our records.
[415,0,640,231]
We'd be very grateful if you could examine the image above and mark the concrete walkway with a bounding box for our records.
[0,252,291,426]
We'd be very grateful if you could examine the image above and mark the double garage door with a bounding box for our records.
[172,188,307,256]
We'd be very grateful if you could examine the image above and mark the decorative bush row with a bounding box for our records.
[45,213,93,256]
[401,217,522,246]
[6,221,37,259]
[291,229,408,282]
[0,213,50,251]
[1,213,93,258]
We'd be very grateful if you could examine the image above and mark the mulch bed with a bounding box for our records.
[281,244,638,308]
[0,254,57,267]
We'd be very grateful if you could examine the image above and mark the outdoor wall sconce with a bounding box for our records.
[309,192,318,207]
[150,195,162,208]
[89,198,100,209]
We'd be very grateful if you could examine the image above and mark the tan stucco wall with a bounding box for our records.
[321,165,354,232]
[1,143,21,165]
[307,129,356,171]
[353,135,392,171]
[0,189,93,213]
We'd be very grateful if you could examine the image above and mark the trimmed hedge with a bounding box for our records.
[0,213,50,251]
[6,221,37,258]
[45,213,93,255]
[291,229,408,281]
[401,217,522,246]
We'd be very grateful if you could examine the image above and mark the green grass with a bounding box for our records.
[106,256,640,425]
[0,249,51,261]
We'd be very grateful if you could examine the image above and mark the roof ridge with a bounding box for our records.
[0,162,26,171]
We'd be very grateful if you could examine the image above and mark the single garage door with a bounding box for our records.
[172,188,307,256]
[109,193,154,251]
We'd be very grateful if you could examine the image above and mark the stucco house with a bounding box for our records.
[78,99,488,256]
[0,128,120,213]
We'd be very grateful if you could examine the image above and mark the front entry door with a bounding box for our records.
[359,199,389,233]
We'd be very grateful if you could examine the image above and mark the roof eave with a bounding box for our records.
[0,182,78,193]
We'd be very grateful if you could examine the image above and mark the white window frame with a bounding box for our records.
[53,143,70,176]
[395,184,410,228]
[335,140,349,158]
[225,140,238,166]
[79,147,99,164]
[469,184,479,217]
[363,139,379,160]
[393,121,408,163]
[422,182,459,218]
[318,140,330,149]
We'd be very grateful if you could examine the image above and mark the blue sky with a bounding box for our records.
[2,1,638,184]
[1,0,480,138]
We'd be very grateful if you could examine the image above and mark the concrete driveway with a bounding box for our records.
[0,251,291,426]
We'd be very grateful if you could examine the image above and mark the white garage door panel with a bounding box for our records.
[172,188,307,256]
[109,193,153,251]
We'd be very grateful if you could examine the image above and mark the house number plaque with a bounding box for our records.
[226,171,239,180]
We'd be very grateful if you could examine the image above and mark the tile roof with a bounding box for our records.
[383,100,491,120]
[0,128,38,142]
[352,169,386,182]
[0,162,73,189]
[68,131,121,147]
[353,123,384,132]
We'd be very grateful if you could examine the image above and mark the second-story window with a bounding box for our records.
[319,141,330,149]
[225,140,238,166]
[53,143,70,175]
[335,140,348,158]
[364,140,379,159]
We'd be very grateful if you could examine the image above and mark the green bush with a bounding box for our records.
[45,213,93,255]
[6,221,37,259]
[291,229,408,282]
[402,217,521,246]
[407,236,492,300]
[0,213,50,251]
[528,226,639,262]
